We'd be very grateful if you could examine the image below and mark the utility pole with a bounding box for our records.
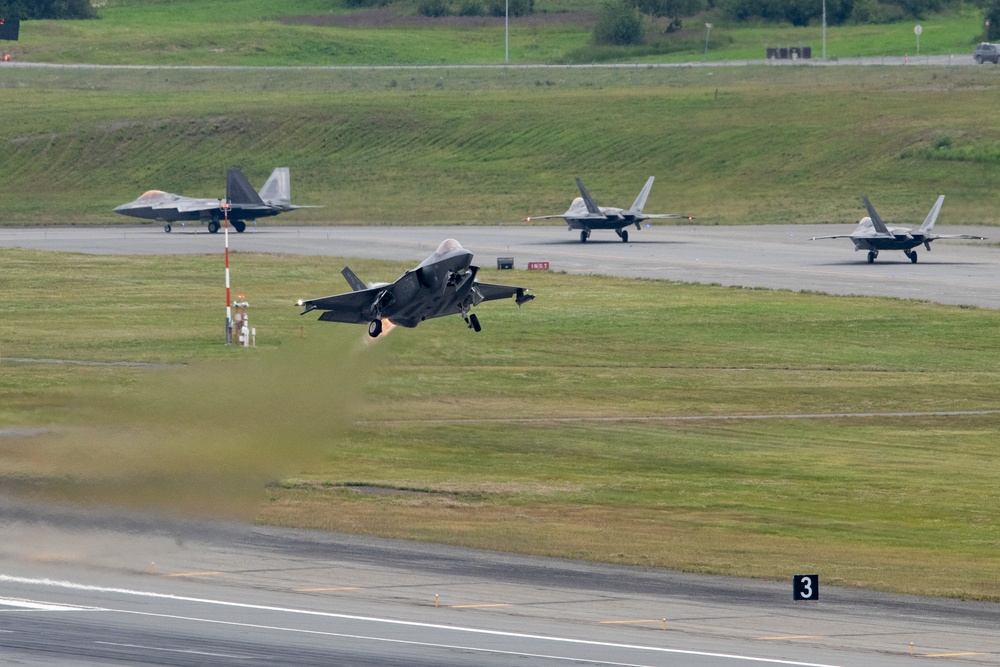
[822,0,827,59]
[505,0,509,63]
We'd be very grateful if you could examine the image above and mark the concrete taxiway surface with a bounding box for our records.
[1,500,999,666]
[1,224,996,308]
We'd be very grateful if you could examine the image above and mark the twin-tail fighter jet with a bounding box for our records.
[296,239,535,338]
[811,195,986,263]
[527,176,694,243]
[114,167,318,233]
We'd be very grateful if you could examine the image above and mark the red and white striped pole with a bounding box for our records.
[223,201,232,345]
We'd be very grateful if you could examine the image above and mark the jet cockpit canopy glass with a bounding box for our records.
[139,190,167,199]
[434,239,464,255]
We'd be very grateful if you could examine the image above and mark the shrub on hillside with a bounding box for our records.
[593,0,645,45]
[418,0,450,16]
[457,0,485,15]
[487,0,535,16]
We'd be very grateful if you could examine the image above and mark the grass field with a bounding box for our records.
[3,247,1000,598]
[4,66,1000,227]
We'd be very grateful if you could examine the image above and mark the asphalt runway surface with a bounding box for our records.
[2,498,1000,667]
[1,223,996,308]
[3,225,999,665]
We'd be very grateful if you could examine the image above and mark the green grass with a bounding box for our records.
[4,66,1000,226]
[3,247,1000,597]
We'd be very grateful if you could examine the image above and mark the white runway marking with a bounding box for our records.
[0,574,845,667]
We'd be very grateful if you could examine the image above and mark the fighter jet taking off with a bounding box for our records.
[811,195,986,263]
[297,239,535,338]
[527,177,694,243]
[114,167,318,233]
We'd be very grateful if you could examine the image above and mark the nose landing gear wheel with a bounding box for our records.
[368,320,383,338]
[208,220,220,234]
[164,224,172,233]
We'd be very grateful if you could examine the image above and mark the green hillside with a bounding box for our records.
[0,0,987,65]
[3,66,1000,226]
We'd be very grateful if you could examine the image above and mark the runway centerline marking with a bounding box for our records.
[0,574,848,667]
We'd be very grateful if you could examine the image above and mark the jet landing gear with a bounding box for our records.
[580,230,591,243]
[368,320,383,338]
[615,229,629,243]
[163,224,172,233]
[905,249,918,263]
[462,312,481,332]
[867,250,879,264]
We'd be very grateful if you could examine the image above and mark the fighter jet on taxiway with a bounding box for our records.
[114,167,317,233]
[811,195,986,263]
[527,176,694,243]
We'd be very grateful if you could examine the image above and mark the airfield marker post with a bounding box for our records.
[223,201,232,345]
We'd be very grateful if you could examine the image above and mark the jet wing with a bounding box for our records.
[475,282,535,305]
[153,198,220,213]
[641,213,695,220]
[926,234,988,240]
[526,214,570,221]
[297,286,384,324]
[810,234,856,240]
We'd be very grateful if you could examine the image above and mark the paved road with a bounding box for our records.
[2,224,996,308]
[0,55,978,69]
[1,498,998,666]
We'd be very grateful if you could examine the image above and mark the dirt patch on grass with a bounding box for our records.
[278,7,594,29]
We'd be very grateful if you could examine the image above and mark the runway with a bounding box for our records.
[3,225,1000,664]
[1,223,996,308]
[1,499,999,666]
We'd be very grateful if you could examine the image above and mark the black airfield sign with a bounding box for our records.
[0,18,19,41]
[793,574,819,601]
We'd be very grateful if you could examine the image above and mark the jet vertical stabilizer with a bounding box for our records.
[574,178,603,215]
[258,167,292,207]
[918,195,946,233]
[342,267,366,292]
[227,169,265,206]
[862,196,891,235]
[628,177,656,214]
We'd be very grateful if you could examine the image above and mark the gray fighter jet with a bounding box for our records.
[114,167,317,233]
[297,239,535,338]
[527,176,694,243]
[811,195,986,263]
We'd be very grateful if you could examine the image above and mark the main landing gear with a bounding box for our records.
[368,320,383,338]
[905,249,918,263]
[866,250,878,264]
[580,230,591,243]
[164,224,172,233]
[615,229,629,243]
